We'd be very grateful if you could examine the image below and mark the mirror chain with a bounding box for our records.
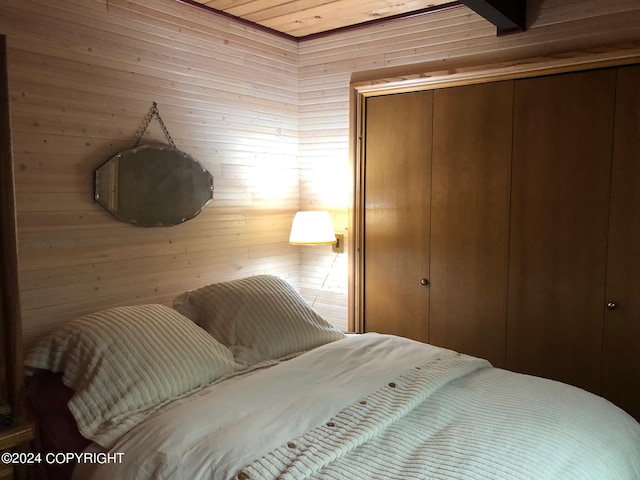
[134,101,176,148]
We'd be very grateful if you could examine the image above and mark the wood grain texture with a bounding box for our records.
[507,69,616,394]
[1,0,302,345]
[302,0,640,331]
[362,91,432,342]
[1,0,640,344]
[0,35,10,411]
[193,0,456,38]
[0,34,26,421]
[429,81,512,368]
[602,65,640,421]
[0,422,35,451]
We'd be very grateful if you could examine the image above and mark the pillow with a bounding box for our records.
[24,304,240,449]
[173,275,346,364]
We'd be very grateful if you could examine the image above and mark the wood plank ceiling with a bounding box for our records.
[180,0,462,39]
[180,0,526,40]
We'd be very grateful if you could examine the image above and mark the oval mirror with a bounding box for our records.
[95,144,213,227]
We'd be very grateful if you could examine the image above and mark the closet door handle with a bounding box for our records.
[606,302,617,310]
[420,278,429,286]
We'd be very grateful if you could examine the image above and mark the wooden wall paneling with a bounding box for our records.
[507,69,616,394]
[362,91,432,342]
[301,0,640,331]
[602,65,640,421]
[530,0,640,26]
[1,0,302,345]
[297,69,351,327]
[302,4,640,80]
[298,245,350,332]
[1,0,640,343]
[429,81,512,368]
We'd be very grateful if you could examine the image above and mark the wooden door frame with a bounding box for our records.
[347,41,640,333]
[0,35,26,421]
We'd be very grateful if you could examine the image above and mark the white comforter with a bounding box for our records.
[75,334,640,480]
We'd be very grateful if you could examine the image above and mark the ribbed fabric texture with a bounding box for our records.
[173,275,346,364]
[25,304,240,448]
[239,354,640,480]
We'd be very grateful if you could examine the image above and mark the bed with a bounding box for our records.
[24,275,640,480]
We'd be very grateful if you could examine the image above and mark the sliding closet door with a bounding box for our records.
[429,81,513,368]
[507,69,616,393]
[603,65,640,421]
[363,91,432,342]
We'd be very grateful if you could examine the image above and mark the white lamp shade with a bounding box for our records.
[289,211,336,245]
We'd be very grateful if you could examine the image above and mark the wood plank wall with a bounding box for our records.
[297,0,640,331]
[0,0,301,345]
[2,0,640,344]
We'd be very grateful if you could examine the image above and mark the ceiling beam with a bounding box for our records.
[460,0,526,35]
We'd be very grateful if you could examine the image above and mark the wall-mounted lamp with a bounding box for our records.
[289,211,344,253]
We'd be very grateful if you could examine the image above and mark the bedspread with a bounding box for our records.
[242,357,640,480]
[76,334,640,480]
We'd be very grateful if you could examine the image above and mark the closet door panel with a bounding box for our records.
[363,91,433,342]
[430,81,513,368]
[507,69,616,393]
[603,65,640,421]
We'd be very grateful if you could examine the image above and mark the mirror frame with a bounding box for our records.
[94,144,213,227]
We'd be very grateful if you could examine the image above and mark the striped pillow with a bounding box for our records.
[25,304,240,449]
[173,275,346,364]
